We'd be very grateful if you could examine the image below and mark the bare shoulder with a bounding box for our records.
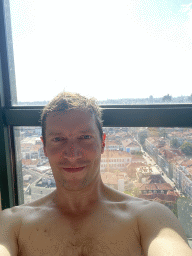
[123,197,192,256]
[121,195,187,240]
[106,189,192,255]
[0,204,39,232]
[132,198,187,238]
[0,201,50,256]
[0,192,56,228]
[104,185,152,211]
[0,206,23,256]
[0,205,23,233]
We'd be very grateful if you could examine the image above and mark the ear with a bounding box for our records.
[40,136,48,157]
[101,133,106,154]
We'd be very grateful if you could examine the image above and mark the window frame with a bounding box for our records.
[1,0,192,210]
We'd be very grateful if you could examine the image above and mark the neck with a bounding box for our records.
[52,175,106,215]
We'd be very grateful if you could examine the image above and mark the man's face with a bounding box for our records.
[42,109,105,191]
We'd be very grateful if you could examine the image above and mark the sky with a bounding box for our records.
[8,0,192,102]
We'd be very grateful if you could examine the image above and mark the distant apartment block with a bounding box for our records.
[173,162,192,199]
[122,139,141,153]
[101,150,132,172]
[105,140,120,151]
[21,137,44,160]
[136,182,174,195]
[167,129,192,146]
[144,130,192,199]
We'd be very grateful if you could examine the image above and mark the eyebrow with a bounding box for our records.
[79,129,94,133]
[48,130,94,136]
[48,132,62,136]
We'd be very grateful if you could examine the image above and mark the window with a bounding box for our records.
[5,0,192,105]
[13,126,192,240]
[0,192,1,211]
[1,0,192,247]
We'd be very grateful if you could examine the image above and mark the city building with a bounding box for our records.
[135,183,174,195]
[100,150,132,172]
[122,139,141,153]
[101,172,128,191]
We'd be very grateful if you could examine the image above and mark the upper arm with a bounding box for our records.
[0,208,20,256]
[138,201,192,256]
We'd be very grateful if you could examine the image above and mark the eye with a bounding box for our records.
[53,137,64,142]
[79,135,91,140]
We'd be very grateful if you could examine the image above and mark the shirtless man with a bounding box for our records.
[0,91,192,256]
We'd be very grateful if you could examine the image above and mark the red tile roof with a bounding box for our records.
[139,192,179,202]
[135,183,174,191]
[180,159,192,167]
[22,159,39,165]
[102,150,132,159]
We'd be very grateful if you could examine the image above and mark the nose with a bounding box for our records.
[61,141,83,161]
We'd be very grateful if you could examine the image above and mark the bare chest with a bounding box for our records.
[18,208,143,256]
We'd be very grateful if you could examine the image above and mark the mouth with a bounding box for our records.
[63,167,85,173]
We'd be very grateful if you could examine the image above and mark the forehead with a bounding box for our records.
[45,109,98,135]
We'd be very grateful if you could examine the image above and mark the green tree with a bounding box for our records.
[171,203,178,218]
[162,94,172,103]
[148,128,159,137]
[124,187,140,197]
[139,131,148,145]
[159,128,167,138]
[170,138,180,148]
[131,151,143,156]
[181,142,192,155]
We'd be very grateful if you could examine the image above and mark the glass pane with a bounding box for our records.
[0,190,2,211]
[15,126,192,242]
[14,126,51,204]
[8,0,192,105]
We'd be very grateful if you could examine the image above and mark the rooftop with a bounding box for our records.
[102,150,132,159]
[101,171,128,185]
[135,183,174,191]
[139,192,179,202]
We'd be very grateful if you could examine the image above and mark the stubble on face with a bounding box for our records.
[43,110,105,192]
